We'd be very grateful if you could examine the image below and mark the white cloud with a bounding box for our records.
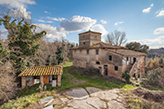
[38,19,45,23]
[58,17,66,21]
[154,27,164,35]
[0,29,8,39]
[9,6,31,19]
[142,3,154,13]
[60,15,97,32]
[0,0,35,19]
[47,21,52,23]
[52,18,59,21]
[114,21,124,26]
[100,20,107,24]
[44,11,51,14]
[34,15,98,39]
[133,36,164,49]
[46,16,66,21]
[156,10,164,17]
[38,19,52,23]
[101,38,106,42]
[91,24,108,36]
[34,23,66,39]
[155,8,164,14]
[0,0,36,8]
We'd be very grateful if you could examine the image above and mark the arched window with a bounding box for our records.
[96,61,100,65]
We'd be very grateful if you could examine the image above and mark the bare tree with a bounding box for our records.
[105,30,127,46]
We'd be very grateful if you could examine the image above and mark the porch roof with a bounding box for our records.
[18,65,63,77]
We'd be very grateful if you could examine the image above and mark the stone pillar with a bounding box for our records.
[21,76,26,89]
[40,76,44,85]
[57,75,61,86]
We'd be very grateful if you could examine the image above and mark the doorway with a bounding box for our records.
[133,58,136,64]
[99,67,102,74]
[44,75,49,84]
[104,65,108,76]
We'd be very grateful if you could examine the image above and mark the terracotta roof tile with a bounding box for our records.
[18,65,63,77]
[110,49,146,56]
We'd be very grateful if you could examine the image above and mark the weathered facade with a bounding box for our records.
[72,30,146,78]
[18,65,63,89]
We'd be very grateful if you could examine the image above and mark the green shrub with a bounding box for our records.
[122,72,131,83]
[146,67,164,89]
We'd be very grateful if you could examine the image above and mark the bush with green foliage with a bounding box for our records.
[122,72,131,83]
[146,67,164,89]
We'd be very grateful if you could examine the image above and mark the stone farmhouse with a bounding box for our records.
[72,30,146,78]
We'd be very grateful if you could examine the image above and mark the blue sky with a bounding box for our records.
[0,0,164,48]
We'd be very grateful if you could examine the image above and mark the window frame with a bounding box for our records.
[96,49,99,55]
[115,66,118,71]
[109,55,112,61]
[96,61,100,64]
[87,49,89,54]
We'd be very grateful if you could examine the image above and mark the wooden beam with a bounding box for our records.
[21,76,26,89]
[57,75,61,86]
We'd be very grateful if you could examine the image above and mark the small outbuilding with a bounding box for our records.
[18,65,63,89]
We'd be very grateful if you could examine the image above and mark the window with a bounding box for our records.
[96,49,99,55]
[115,66,118,71]
[109,55,112,61]
[87,50,89,54]
[83,42,85,45]
[127,57,129,61]
[96,61,100,64]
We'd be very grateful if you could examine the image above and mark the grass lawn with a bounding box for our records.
[58,60,129,91]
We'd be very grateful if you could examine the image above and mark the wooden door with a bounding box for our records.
[44,75,49,84]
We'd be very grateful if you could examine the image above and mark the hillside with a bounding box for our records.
[148,47,164,58]
[1,61,164,109]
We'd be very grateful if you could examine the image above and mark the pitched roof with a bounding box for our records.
[78,30,102,35]
[72,41,126,50]
[18,65,63,77]
[90,42,126,49]
[110,49,146,56]
[72,42,146,56]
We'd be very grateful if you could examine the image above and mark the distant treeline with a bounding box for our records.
[148,47,164,58]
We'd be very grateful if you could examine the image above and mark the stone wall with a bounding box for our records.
[72,48,145,78]
[129,56,145,77]
[79,32,101,47]
[72,48,124,78]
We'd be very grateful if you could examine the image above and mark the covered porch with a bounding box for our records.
[18,65,63,89]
